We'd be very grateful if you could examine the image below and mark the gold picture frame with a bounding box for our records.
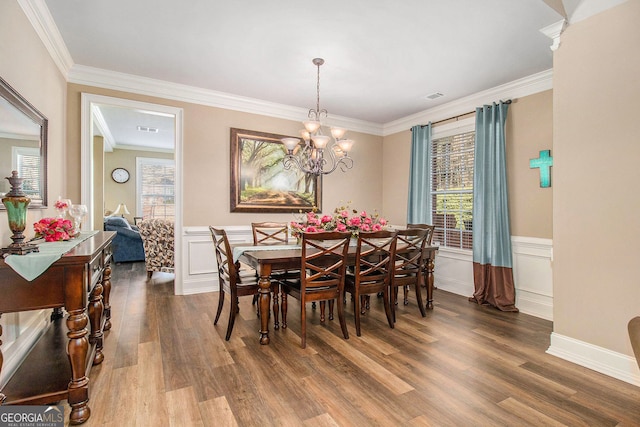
[230,128,321,213]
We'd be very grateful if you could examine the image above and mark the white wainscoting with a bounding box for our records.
[511,236,553,321]
[433,236,553,321]
[181,225,253,295]
[180,229,555,322]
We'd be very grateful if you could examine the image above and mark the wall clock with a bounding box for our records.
[111,168,130,184]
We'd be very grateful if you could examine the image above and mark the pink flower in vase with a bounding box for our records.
[54,200,69,210]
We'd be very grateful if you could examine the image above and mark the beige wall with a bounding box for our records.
[381,130,412,225]
[382,91,554,238]
[103,148,173,224]
[553,1,640,355]
[66,84,384,227]
[507,90,553,239]
[0,1,66,244]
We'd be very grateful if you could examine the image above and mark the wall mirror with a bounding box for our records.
[0,76,48,208]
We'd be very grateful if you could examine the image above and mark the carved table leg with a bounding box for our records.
[102,264,112,331]
[88,281,104,365]
[258,272,272,345]
[426,256,435,310]
[0,313,5,404]
[66,309,90,424]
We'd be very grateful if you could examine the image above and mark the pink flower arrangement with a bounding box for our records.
[54,199,69,210]
[33,217,75,242]
[290,204,388,238]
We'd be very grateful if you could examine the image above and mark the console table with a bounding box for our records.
[0,231,115,425]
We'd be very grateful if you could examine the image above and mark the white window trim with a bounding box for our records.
[11,146,40,171]
[136,156,175,218]
[431,116,475,140]
[430,116,475,251]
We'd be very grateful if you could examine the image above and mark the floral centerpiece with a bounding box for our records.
[33,217,75,242]
[290,204,388,239]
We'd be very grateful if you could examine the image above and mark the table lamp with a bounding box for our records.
[1,171,39,255]
[112,203,130,218]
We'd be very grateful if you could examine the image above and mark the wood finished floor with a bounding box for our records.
[68,261,640,426]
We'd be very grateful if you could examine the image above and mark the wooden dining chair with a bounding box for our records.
[390,228,430,322]
[629,316,640,370]
[280,231,351,348]
[344,230,397,336]
[210,226,275,341]
[251,222,290,245]
[404,223,435,305]
[250,222,300,306]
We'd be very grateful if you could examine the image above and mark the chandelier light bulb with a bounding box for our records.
[337,139,354,153]
[282,137,300,151]
[303,121,321,133]
[330,127,346,140]
[299,130,311,141]
[311,135,330,149]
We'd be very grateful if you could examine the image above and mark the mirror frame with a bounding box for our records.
[0,76,48,209]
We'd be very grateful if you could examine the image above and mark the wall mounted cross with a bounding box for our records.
[530,149,553,188]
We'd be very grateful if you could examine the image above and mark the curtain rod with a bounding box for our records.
[411,99,512,130]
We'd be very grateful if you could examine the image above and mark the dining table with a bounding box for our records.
[237,244,438,345]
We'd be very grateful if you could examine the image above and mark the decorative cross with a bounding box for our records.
[529,149,553,188]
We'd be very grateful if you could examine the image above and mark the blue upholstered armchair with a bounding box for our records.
[104,216,145,263]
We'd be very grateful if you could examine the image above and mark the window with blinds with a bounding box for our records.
[431,131,474,249]
[13,147,41,199]
[137,157,175,221]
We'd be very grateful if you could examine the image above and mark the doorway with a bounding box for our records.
[80,94,184,294]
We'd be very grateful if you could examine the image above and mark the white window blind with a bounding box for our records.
[431,131,474,249]
[12,146,40,199]
[136,157,175,220]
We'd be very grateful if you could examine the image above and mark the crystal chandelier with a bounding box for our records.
[281,58,354,176]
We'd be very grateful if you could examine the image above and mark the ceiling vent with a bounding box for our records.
[425,92,444,100]
[137,126,159,133]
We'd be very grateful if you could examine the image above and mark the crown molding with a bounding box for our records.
[540,19,567,51]
[18,0,74,78]
[91,107,115,152]
[565,0,628,24]
[113,143,174,154]
[68,65,384,137]
[382,69,553,136]
[28,0,556,139]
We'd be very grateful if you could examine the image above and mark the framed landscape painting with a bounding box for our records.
[230,128,321,213]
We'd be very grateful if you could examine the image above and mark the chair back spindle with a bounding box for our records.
[251,222,289,245]
[391,228,430,321]
[209,226,261,341]
[345,230,397,336]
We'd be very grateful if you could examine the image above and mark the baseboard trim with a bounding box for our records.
[547,332,640,386]
[516,289,553,321]
[181,276,218,295]
[434,276,473,298]
[0,311,48,388]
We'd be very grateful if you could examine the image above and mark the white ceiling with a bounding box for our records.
[38,0,617,150]
[93,105,175,152]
